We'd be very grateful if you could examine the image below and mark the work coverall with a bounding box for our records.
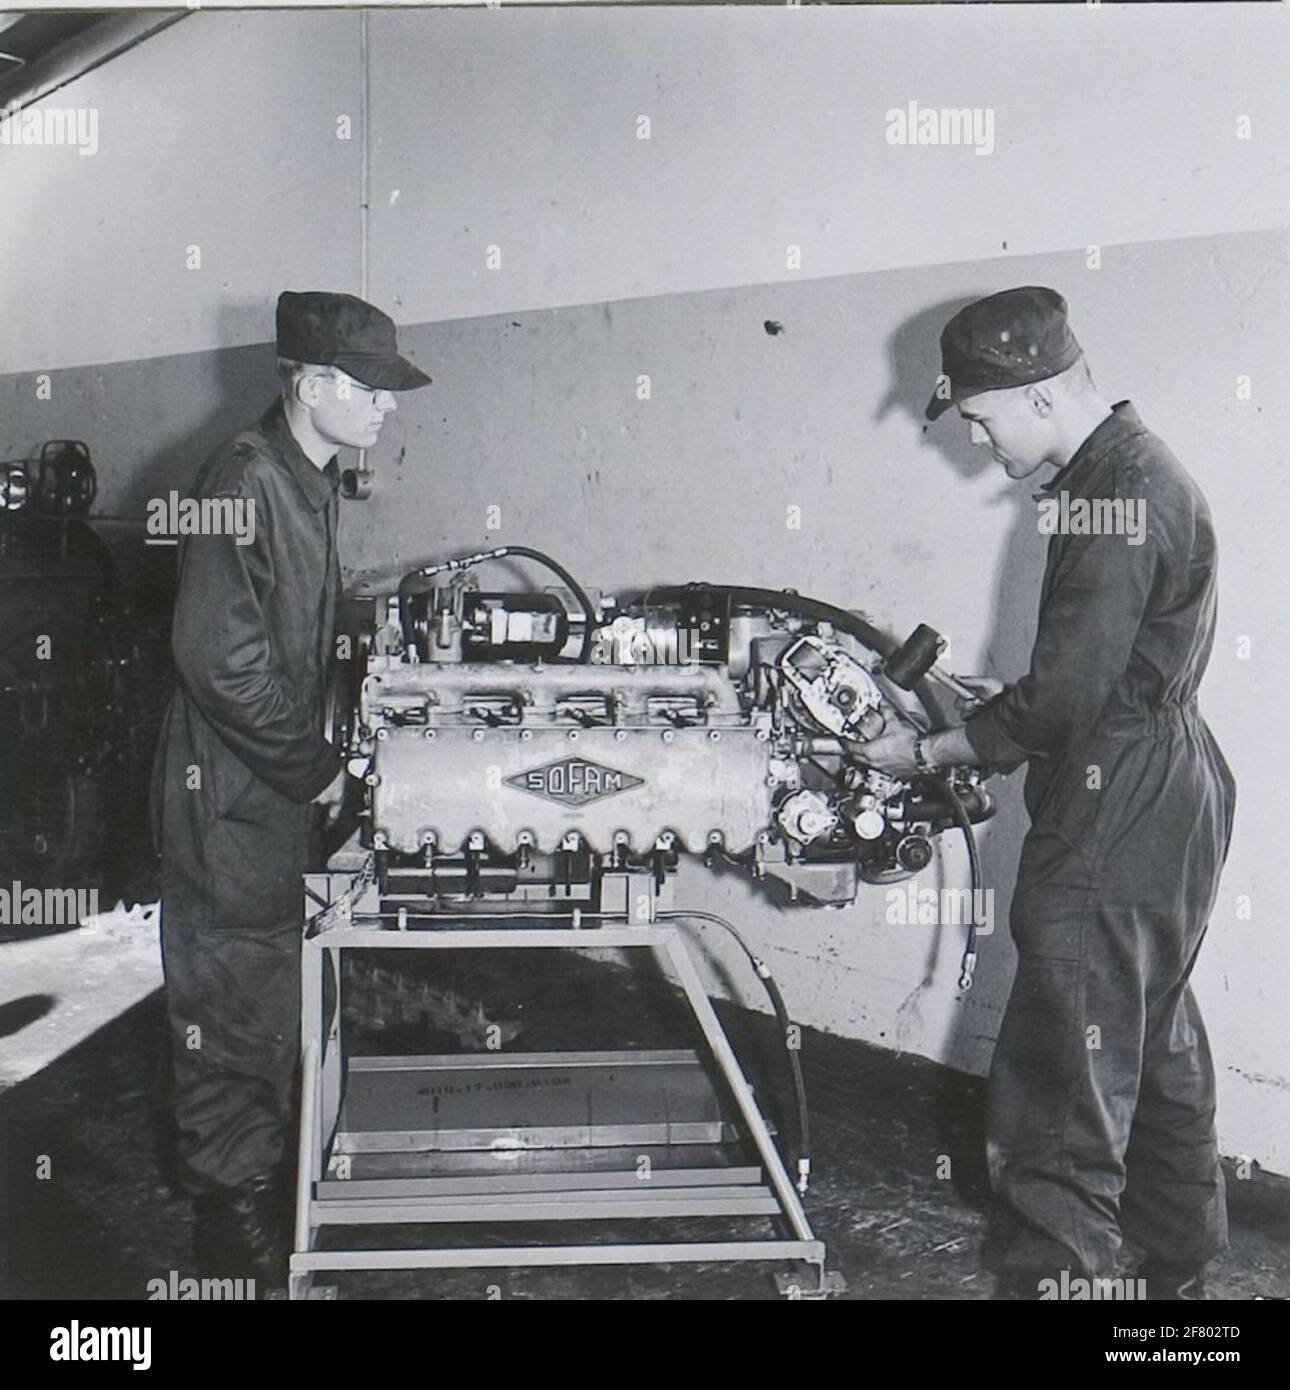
[963,401,1236,1278]
[152,400,343,1194]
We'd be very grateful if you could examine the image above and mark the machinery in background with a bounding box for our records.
[0,442,174,908]
[292,549,994,1299]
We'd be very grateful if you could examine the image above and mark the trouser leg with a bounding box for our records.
[987,907,1145,1278]
[160,910,301,1195]
[1121,980,1227,1266]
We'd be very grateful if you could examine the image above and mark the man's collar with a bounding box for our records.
[1033,400,1142,500]
[260,399,340,511]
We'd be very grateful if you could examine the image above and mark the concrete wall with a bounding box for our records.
[2,4,1287,1171]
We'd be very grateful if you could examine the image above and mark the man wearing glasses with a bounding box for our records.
[152,291,430,1288]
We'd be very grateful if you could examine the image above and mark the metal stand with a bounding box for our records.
[290,862,837,1300]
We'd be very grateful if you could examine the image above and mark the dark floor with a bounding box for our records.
[2,947,1287,1301]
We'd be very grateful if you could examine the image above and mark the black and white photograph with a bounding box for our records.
[0,0,1286,1345]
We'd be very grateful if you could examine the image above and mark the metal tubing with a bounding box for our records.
[314,1192,781,1224]
[291,1240,825,1273]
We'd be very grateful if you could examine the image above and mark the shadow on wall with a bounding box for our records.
[878,293,1049,1084]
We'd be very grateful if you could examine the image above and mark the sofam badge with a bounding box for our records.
[505,757,644,807]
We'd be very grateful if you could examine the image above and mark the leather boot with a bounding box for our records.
[193,1172,290,1293]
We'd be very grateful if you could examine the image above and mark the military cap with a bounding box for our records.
[926,286,1082,420]
[276,290,431,391]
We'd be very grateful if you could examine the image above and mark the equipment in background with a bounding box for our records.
[0,442,174,904]
[293,550,992,1300]
[3,440,98,519]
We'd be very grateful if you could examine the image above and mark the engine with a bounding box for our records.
[327,550,993,911]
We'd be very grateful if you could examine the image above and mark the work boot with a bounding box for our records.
[1138,1260,1208,1300]
[193,1172,290,1294]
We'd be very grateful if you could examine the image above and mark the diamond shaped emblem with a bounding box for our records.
[505,756,644,807]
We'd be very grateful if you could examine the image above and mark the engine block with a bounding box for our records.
[364,659,775,856]
[329,557,993,909]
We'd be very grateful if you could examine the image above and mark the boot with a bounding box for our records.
[1138,1259,1208,1300]
[193,1172,290,1294]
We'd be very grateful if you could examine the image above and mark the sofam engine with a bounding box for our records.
[327,547,993,931]
[299,549,997,1292]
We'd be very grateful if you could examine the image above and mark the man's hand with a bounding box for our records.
[853,725,920,778]
[954,674,1006,718]
[312,767,348,819]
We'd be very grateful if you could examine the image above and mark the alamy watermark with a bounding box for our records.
[146,492,256,547]
[0,881,98,928]
[885,880,994,934]
[1040,1270,1147,1301]
[1038,491,1146,545]
[49,1323,150,1370]
[885,102,995,156]
[0,101,99,156]
[147,1270,255,1300]
[590,626,701,666]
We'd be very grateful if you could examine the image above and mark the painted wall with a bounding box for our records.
[345,233,1289,1175]
[366,3,1290,326]
[0,8,363,377]
[1,4,1286,1171]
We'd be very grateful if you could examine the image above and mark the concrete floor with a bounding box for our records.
[1,946,1287,1301]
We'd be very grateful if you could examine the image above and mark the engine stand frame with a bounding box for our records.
[289,864,838,1300]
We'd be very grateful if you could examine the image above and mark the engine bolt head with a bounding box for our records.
[568,729,580,740]
[365,772,381,787]
[423,728,436,739]
[472,728,484,741]
[614,729,627,741]
[708,730,720,741]
[662,729,674,742]
[375,727,388,740]
[520,729,533,741]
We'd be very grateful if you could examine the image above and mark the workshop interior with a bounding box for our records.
[1,3,1288,1303]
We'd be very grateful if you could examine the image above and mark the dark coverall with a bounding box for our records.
[152,400,343,1194]
[963,401,1236,1278]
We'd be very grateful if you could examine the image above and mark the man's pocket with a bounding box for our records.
[206,779,310,929]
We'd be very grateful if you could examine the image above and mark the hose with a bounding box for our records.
[657,909,812,1197]
[927,774,982,992]
[397,546,598,662]
[642,582,950,725]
